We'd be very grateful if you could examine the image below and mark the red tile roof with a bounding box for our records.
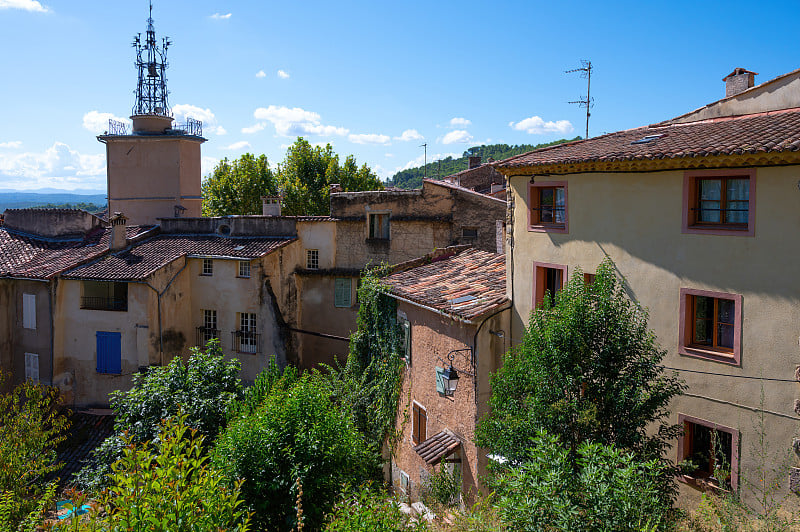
[497,108,800,170]
[414,429,462,465]
[0,225,155,280]
[64,234,296,280]
[384,247,507,322]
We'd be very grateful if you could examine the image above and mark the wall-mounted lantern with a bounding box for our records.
[436,348,474,397]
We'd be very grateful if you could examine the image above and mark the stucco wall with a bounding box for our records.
[0,279,53,388]
[295,275,355,367]
[507,165,800,504]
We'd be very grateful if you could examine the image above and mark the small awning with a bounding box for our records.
[413,429,461,465]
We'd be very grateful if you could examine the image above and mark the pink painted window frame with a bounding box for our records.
[679,288,742,366]
[682,169,756,237]
[532,261,568,309]
[528,181,569,234]
[677,413,740,491]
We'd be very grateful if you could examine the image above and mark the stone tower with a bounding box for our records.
[98,2,205,226]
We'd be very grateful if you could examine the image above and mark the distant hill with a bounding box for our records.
[388,138,581,189]
[0,191,107,212]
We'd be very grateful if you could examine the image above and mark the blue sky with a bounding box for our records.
[0,0,797,191]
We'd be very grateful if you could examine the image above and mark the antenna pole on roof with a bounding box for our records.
[566,60,593,139]
[420,143,427,179]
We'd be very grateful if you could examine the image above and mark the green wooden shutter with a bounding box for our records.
[435,366,446,394]
[334,278,351,307]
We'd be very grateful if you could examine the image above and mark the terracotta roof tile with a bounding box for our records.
[64,234,296,280]
[384,248,507,322]
[497,108,800,170]
[414,429,461,465]
[0,225,154,280]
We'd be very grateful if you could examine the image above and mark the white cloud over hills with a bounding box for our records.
[248,105,349,137]
[349,133,390,145]
[0,142,105,190]
[509,116,573,135]
[441,130,473,145]
[394,129,423,142]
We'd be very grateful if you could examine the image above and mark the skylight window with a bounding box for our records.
[450,295,477,305]
[631,134,664,145]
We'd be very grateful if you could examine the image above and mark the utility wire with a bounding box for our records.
[659,365,797,383]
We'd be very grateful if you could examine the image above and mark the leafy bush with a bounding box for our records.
[491,430,677,532]
[0,375,69,528]
[212,372,377,531]
[61,415,250,531]
[75,339,243,490]
[420,466,461,510]
[325,485,430,532]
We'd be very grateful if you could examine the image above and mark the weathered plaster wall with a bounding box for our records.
[3,209,102,238]
[447,186,506,253]
[295,275,355,367]
[508,165,800,505]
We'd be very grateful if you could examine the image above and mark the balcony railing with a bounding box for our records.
[232,330,260,354]
[196,327,220,347]
[81,296,128,311]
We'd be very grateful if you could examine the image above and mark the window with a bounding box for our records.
[81,281,128,311]
[412,402,427,445]
[96,331,122,374]
[683,169,755,236]
[400,317,411,365]
[528,181,568,233]
[399,470,410,493]
[678,414,739,491]
[22,293,36,329]
[462,227,478,240]
[197,309,218,346]
[306,249,319,270]
[533,262,567,308]
[234,312,258,354]
[679,288,742,365]
[202,258,213,275]
[24,353,39,383]
[583,273,596,286]
[368,213,390,240]
[334,278,352,308]
[238,260,251,278]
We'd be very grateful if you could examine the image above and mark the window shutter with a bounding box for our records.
[419,408,427,442]
[435,366,446,394]
[381,214,390,239]
[412,403,420,444]
[334,278,351,307]
[25,353,39,383]
[23,293,36,329]
[403,320,412,365]
[97,332,122,374]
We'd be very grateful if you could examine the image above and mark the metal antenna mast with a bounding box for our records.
[132,0,171,116]
[420,143,427,179]
[566,60,593,139]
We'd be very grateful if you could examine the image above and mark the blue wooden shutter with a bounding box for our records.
[96,332,122,374]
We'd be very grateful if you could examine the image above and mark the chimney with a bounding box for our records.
[468,156,482,169]
[723,68,758,97]
[329,183,343,194]
[261,196,282,216]
[109,212,128,251]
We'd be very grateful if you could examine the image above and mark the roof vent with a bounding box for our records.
[631,134,664,145]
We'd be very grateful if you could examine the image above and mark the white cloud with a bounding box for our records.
[202,156,219,178]
[0,142,105,190]
[394,129,423,142]
[82,111,130,134]
[509,116,574,135]
[0,141,22,149]
[384,153,394,158]
[348,133,391,145]
[210,12,231,19]
[224,141,251,150]
[242,123,266,134]
[255,70,266,78]
[252,105,349,137]
[0,0,49,12]
[441,130,473,145]
[277,69,290,79]
[172,103,226,135]
[372,164,392,179]
[449,117,471,127]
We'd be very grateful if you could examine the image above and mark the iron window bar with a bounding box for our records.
[80,297,128,312]
[196,327,220,347]
[232,330,261,354]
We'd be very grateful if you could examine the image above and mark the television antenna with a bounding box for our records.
[420,143,427,179]
[132,0,171,116]
[565,60,593,139]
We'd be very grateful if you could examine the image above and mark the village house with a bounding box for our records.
[441,155,506,199]
[382,246,510,504]
[496,66,800,505]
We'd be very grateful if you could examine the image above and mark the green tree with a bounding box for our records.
[212,372,376,531]
[0,375,69,529]
[75,340,244,491]
[475,259,684,465]
[324,485,430,532]
[490,430,676,532]
[276,138,384,215]
[202,153,277,215]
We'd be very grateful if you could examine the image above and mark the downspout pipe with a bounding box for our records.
[48,278,56,386]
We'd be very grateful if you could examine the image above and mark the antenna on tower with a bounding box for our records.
[132,0,171,117]
[566,60,593,139]
[420,143,427,179]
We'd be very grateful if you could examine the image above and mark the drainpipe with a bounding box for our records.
[143,256,188,365]
[48,277,56,386]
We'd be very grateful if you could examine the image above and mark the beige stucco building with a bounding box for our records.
[497,67,800,504]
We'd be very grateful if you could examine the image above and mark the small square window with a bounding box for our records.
[528,182,568,233]
[533,262,567,308]
[678,414,739,491]
[238,261,251,278]
[679,288,742,365]
[334,278,352,308]
[683,170,755,236]
[201,258,213,276]
[307,249,319,270]
[462,227,478,240]
[368,213,390,240]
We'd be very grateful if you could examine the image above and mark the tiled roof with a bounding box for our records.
[0,225,154,280]
[52,411,116,487]
[384,247,507,322]
[423,179,505,204]
[497,108,800,170]
[64,234,296,280]
[414,429,461,465]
